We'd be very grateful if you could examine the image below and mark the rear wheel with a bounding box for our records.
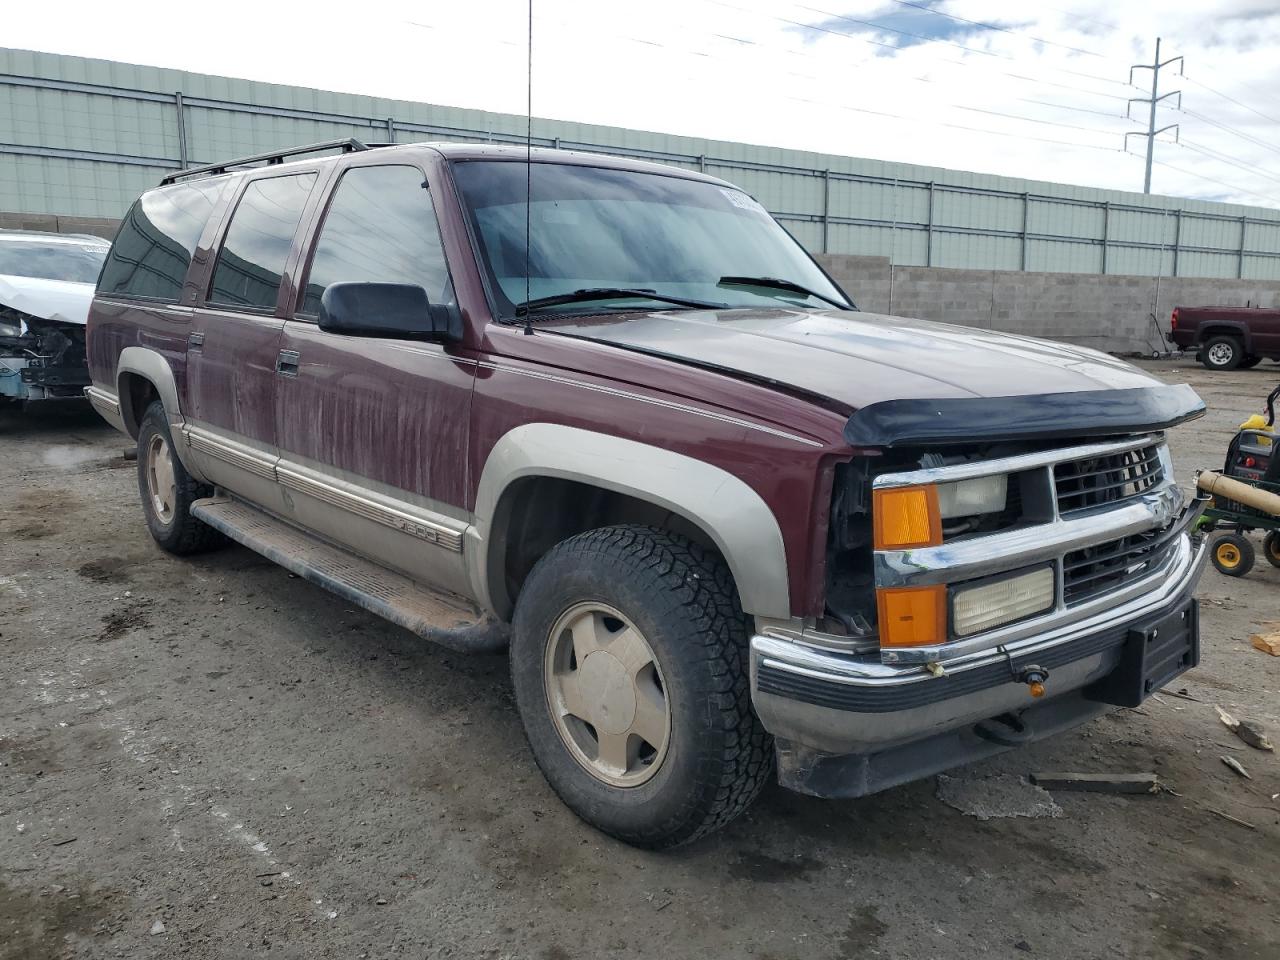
[136,401,223,555]
[1200,336,1244,371]
[1264,531,1280,569]
[510,525,772,848]
[1211,532,1255,577]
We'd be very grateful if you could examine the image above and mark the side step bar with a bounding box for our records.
[191,496,508,654]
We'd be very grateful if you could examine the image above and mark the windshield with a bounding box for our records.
[451,160,850,318]
[0,238,109,284]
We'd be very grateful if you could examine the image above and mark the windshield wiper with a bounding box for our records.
[513,287,727,317]
[718,275,850,310]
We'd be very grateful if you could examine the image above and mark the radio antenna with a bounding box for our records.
[523,0,534,336]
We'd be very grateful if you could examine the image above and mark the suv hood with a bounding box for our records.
[541,307,1160,410]
[0,274,95,328]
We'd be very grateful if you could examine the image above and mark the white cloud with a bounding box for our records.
[6,0,1280,206]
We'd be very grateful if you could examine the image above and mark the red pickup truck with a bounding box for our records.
[1170,305,1280,370]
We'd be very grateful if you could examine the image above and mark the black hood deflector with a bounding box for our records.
[844,384,1206,448]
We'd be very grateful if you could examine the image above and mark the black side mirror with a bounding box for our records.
[317,282,455,340]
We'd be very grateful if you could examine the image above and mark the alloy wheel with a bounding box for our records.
[543,602,671,787]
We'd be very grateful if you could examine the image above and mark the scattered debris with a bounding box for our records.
[50,837,77,846]
[1160,688,1201,703]
[1216,707,1275,752]
[1013,942,1032,953]
[375,897,387,906]
[1250,633,1280,657]
[150,920,166,936]
[936,774,1063,820]
[1203,806,1256,831]
[1030,772,1159,794]
[1221,756,1252,779]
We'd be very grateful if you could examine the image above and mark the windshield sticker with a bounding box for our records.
[720,189,767,215]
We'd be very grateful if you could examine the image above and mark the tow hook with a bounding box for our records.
[998,645,1049,698]
[1017,665,1049,698]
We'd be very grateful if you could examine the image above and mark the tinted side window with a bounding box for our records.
[209,174,316,310]
[98,179,226,301]
[302,165,454,316]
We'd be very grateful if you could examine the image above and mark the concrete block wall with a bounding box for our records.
[817,254,1280,354]
[0,211,119,239]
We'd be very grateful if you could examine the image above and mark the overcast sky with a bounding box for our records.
[9,1,1280,207]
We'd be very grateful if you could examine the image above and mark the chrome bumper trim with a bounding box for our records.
[750,530,1206,755]
[754,526,1207,689]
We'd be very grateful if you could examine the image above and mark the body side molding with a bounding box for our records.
[469,423,790,620]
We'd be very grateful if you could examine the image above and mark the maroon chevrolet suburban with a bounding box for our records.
[86,140,1209,847]
[1170,304,1280,370]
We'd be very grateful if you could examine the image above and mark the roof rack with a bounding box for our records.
[160,138,379,185]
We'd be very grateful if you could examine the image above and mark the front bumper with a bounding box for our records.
[750,522,1208,798]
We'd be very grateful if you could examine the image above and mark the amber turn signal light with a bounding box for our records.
[872,485,942,550]
[876,584,947,648]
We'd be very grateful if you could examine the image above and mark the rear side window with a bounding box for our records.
[209,174,316,310]
[301,165,454,316]
[98,180,226,301]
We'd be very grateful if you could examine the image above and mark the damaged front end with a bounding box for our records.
[0,304,91,403]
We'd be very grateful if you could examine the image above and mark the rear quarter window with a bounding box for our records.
[98,179,227,302]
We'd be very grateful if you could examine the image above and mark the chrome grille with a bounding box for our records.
[1055,444,1164,515]
[1062,521,1182,606]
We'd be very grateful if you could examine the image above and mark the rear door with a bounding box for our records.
[274,161,476,596]
[185,171,321,514]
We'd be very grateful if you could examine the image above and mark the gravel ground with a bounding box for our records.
[2,359,1278,960]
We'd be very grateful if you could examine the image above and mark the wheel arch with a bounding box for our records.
[1198,323,1252,350]
[469,424,790,622]
[116,346,182,439]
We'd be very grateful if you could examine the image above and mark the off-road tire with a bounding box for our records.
[1264,531,1280,569]
[1200,335,1244,371]
[136,400,223,555]
[510,525,773,848]
[1211,532,1254,577]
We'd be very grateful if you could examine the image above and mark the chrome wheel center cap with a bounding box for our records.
[577,651,636,735]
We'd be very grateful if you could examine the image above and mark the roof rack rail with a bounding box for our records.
[161,138,378,185]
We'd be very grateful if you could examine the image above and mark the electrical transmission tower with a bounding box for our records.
[1125,37,1183,194]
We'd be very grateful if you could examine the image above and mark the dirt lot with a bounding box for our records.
[2,359,1278,960]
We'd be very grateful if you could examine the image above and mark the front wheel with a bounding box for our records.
[1211,532,1255,577]
[510,525,773,848]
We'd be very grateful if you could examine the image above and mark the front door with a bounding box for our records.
[185,171,319,515]
[274,163,476,597]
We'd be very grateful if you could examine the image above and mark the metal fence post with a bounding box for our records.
[174,92,188,169]
[1239,216,1247,279]
[1020,193,1029,271]
[385,117,396,143]
[1101,201,1110,275]
[926,181,935,267]
[1172,209,1182,277]
[822,169,831,254]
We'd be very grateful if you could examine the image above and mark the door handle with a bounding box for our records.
[187,331,205,351]
[276,349,300,377]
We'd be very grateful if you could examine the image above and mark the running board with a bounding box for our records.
[191,497,508,653]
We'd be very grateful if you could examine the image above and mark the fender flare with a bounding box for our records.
[467,423,791,621]
[1197,322,1252,351]
[115,346,205,478]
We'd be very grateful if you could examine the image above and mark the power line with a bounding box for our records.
[1181,74,1280,127]
[1149,156,1280,206]
[1178,140,1280,190]
[1177,107,1280,158]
